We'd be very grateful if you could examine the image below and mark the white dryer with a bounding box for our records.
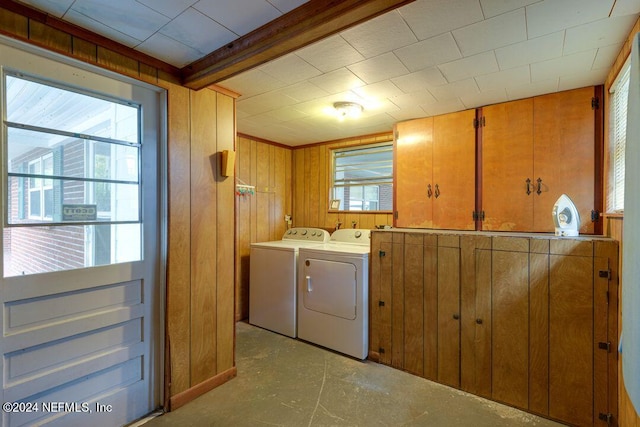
[249,228,330,338]
[297,229,371,359]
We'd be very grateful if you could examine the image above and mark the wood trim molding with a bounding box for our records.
[181,0,416,89]
[237,133,292,150]
[168,367,237,412]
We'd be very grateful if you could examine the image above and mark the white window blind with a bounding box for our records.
[608,60,630,213]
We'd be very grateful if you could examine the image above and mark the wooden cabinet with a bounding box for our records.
[481,87,597,233]
[395,110,475,230]
[370,229,619,426]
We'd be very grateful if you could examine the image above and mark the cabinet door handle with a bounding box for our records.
[536,178,542,195]
[427,184,432,198]
[435,184,441,199]
[526,178,532,195]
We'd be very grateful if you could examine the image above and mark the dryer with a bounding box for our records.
[250,228,330,338]
[297,229,371,359]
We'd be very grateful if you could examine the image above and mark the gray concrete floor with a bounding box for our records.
[145,322,565,426]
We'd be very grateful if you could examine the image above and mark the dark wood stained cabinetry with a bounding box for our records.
[370,230,619,426]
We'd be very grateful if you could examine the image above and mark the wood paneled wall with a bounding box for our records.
[0,3,237,411]
[235,135,292,321]
[292,133,394,231]
[605,16,640,427]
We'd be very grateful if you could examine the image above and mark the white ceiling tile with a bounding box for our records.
[268,0,308,14]
[389,91,438,109]
[479,0,540,18]
[308,68,365,94]
[593,43,625,70]
[264,107,309,123]
[136,0,196,19]
[352,80,404,100]
[421,98,467,117]
[526,0,615,39]
[348,53,410,84]
[398,0,484,41]
[159,8,236,55]
[219,69,288,99]
[461,88,508,108]
[387,106,432,122]
[428,79,480,101]
[136,33,204,67]
[495,32,564,70]
[71,0,169,41]
[506,79,559,100]
[260,54,323,84]
[18,0,74,17]
[276,82,329,103]
[193,0,282,35]
[64,9,141,47]
[394,33,462,73]
[438,51,499,83]
[453,9,526,56]
[564,15,639,55]
[296,36,365,73]
[610,0,640,16]
[558,68,608,91]
[341,11,417,58]
[475,66,530,91]
[391,68,448,93]
[531,50,597,82]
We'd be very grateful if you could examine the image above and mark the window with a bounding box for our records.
[608,58,630,213]
[3,73,142,276]
[331,142,393,211]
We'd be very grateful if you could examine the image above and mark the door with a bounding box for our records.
[302,258,356,319]
[0,39,164,426]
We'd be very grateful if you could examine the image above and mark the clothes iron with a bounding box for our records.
[552,194,580,236]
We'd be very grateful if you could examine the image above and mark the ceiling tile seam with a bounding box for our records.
[66,8,144,46]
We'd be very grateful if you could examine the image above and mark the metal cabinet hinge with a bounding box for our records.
[472,211,485,221]
[599,269,611,280]
[591,210,601,222]
[598,412,613,426]
[379,347,385,354]
[379,250,386,257]
[598,342,612,352]
[473,116,486,128]
[378,300,385,307]
[592,97,600,110]
[394,211,399,219]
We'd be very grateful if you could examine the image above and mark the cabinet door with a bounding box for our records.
[395,118,433,227]
[481,99,534,231]
[533,87,595,233]
[432,110,476,230]
[437,243,461,388]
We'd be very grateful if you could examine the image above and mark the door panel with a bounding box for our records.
[437,245,461,387]
[302,258,357,319]
[0,40,162,426]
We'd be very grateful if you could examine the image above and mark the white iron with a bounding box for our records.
[552,194,580,237]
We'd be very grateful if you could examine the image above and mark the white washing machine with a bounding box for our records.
[249,227,330,338]
[297,229,371,359]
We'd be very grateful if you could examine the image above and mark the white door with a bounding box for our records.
[0,38,164,426]
[302,258,357,320]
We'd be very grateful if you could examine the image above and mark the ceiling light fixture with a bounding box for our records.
[333,101,363,120]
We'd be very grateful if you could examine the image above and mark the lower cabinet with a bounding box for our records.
[370,230,619,426]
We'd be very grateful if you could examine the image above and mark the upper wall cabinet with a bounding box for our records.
[481,87,598,234]
[395,109,476,230]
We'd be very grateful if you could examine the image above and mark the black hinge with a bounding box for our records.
[598,412,613,426]
[379,250,386,257]
[598,341,612,352]
[599,269,611,280]
[378,300,385,307]
[591,210,601,222]
[394,211,399,219]
[592,97,600,110]
[473,116,486,128]
[379,347,385,354]
[472,211,485,221]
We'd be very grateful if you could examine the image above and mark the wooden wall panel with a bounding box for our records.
[0,6,239,409]
[291,133,394,231]
[234,136,293,321]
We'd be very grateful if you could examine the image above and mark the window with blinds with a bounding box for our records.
[608,59,630,213]
[331,142,393,211]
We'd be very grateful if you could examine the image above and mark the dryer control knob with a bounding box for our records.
[301,230,308,235]
[291,230,297,234]
[355,231,362,238]
[286,230,292,234]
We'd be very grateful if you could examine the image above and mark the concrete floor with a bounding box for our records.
[145,322,565,426]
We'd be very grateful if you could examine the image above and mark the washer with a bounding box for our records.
[297,229,371,359]
[249,227,330,338]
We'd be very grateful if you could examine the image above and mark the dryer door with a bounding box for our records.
[302,259,356,320]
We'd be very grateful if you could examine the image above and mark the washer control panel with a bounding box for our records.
[329,229,371,245]
[282,228,330,242]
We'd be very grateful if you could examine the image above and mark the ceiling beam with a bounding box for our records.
[181,0,416,90]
